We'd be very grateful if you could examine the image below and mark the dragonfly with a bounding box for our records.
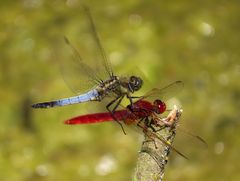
[64,81,184,128]
[64,81,207,159]
[64,81,193,159]
[31,6,143,133]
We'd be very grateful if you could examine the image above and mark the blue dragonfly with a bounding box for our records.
[31,6,143,133]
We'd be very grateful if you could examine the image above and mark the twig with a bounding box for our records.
[133,106,183,181]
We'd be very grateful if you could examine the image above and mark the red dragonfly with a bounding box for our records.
[65,99,173,130]
[64,81,190,158]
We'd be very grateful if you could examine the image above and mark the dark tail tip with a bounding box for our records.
[31,102,56,109]
[31,103,41,108]
[31,103,46,109]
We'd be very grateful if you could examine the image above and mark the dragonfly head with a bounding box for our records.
[153,99,166,114]
[128,76,143,93]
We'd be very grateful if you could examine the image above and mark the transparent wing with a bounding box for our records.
[59,37,103,94]
[141,81,184,101]
[177,127,208,148]
[112,81,183,111]
[59,6,113,94]
[83,6,113,78]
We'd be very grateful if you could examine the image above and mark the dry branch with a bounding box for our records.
[133,106,183,181]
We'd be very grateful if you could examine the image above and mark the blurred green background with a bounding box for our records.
[0,0,240,180]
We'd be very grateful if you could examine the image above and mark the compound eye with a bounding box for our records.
[153,99,166,114]
[130,76,137,84]
[130,76,143,91]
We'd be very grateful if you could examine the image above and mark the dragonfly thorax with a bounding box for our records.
[127,100,153,118]
[97,76,120,93]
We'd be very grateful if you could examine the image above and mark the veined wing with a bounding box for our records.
[83,6,113,78]
[141,81,184,101]
[145,130,188,160]
[59,6,113,94]
[60,37,103,94]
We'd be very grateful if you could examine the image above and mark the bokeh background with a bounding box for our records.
[0,0,239,180]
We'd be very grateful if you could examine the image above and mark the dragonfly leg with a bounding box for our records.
[111,96,124,114]
[137,117,155,133]
[126,94,140,107]
[136,117,145,128]
[143,117,160,133]
[106,95,121,113]
[106,96,127,135]
[145,117,156,132]
[142,136,158,149]
[128,96,142,99]
[149,124,158,133]
[137,118,158,149]
[154,125,167,132]
[149,117,168,132]
[138,111,189,159]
